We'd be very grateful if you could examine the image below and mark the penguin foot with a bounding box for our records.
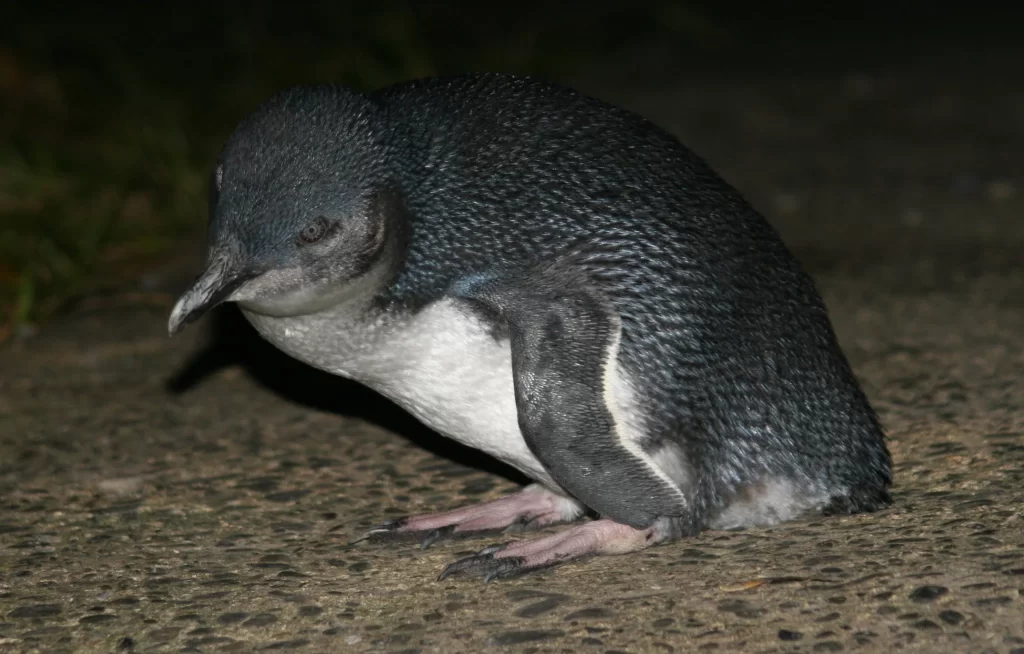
[438,518,665,582]
[349,484,585,549]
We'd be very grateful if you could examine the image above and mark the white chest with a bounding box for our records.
[242,299,554,484]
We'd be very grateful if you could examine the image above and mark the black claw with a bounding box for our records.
[347,517,409,546]
[420,525,457,550]
[437,543,500,580]
[437,543,538,582]
[484,568,514,584]
[501,516,569,535]
[476,544,505,556]
[438,553,497,580]
[376,517,410,531]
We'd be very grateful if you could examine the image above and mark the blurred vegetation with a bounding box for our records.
[0,1,731,339]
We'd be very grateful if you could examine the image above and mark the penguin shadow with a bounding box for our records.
[165,304,529,484]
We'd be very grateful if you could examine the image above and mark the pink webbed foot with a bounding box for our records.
[438,518,669,582]
[351,484,585,550]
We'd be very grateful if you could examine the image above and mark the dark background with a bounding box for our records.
[0,1,1020,338]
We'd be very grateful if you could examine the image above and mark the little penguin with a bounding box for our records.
[168,73,892,582]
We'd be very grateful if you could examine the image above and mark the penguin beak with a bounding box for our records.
[167,256,258,336]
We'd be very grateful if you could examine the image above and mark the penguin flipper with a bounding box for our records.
[455,266,689,529]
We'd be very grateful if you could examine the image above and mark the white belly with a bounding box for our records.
[369,301,555,484]
[243,298,555,485]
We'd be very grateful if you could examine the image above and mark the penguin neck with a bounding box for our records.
[238,259,410,382]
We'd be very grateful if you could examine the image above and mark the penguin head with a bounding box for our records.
[168,85,402,335]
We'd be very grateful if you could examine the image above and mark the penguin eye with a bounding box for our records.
[297,217,330,245]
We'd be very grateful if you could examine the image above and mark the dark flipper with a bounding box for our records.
[454,265,689,529]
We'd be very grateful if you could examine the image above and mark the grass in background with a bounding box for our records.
[0,1,723,341]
